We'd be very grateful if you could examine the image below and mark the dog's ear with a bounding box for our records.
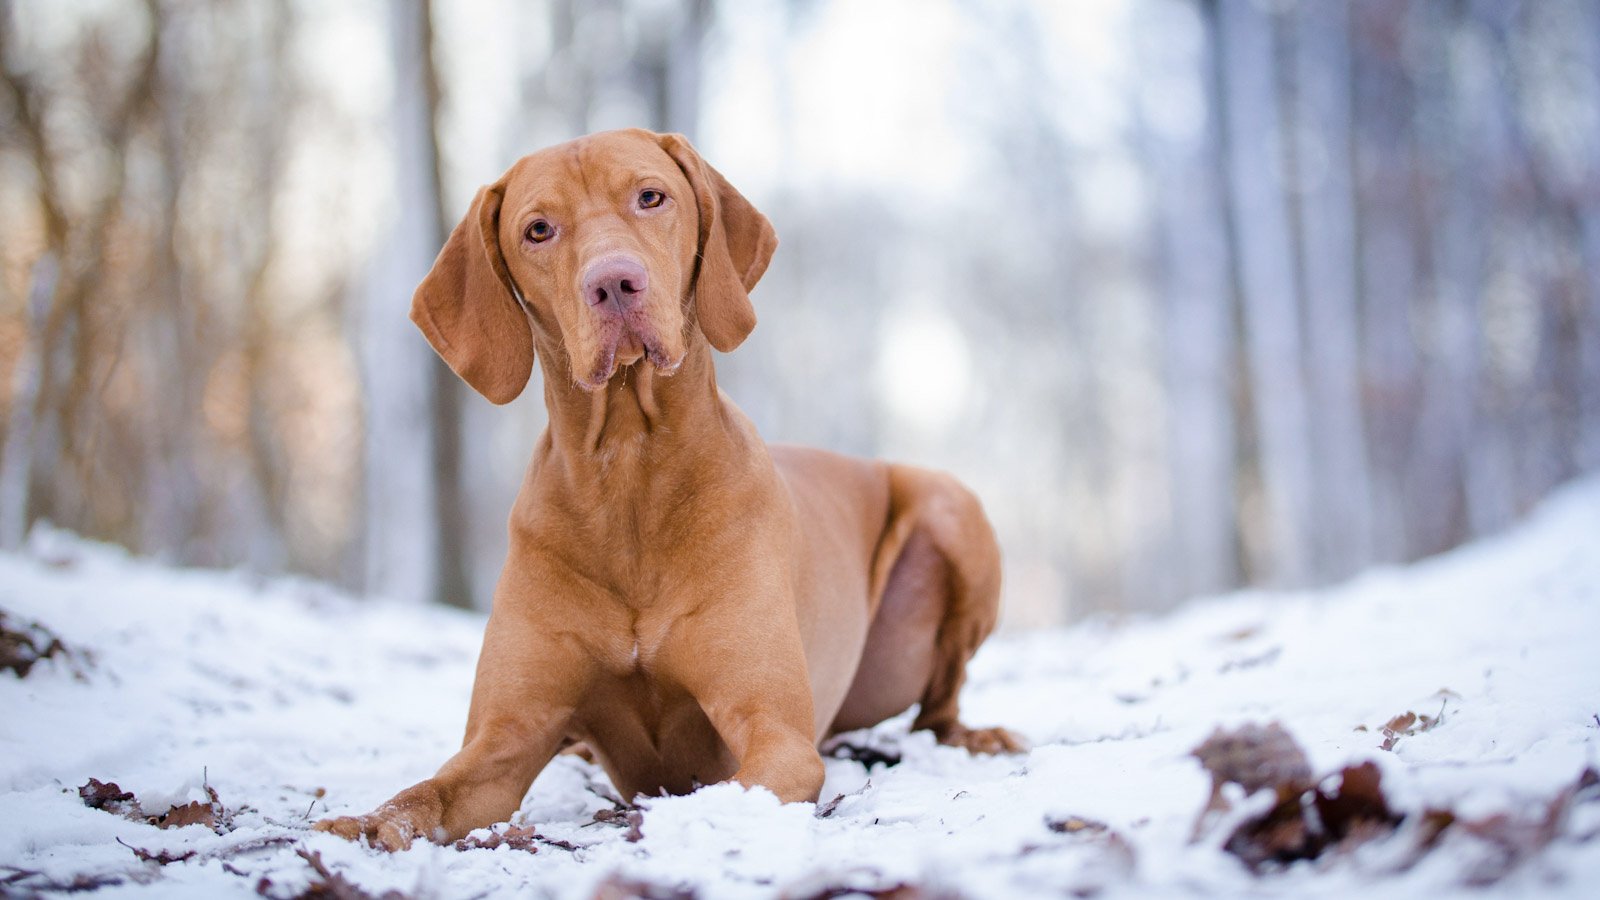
[658,133,777,353]
[410,180,534,405]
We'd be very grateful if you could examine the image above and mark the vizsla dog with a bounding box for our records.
[316,129,1020,850]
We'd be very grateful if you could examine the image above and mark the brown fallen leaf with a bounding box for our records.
[1191,725,1403,871]
[1378,701,1448,750]
[454,822,577,853]
[824,741,903,769]
[1452,766,1600,886]
[0,610,73,678]
[592,807,644,842]
[1193,723,1598,881]
[777,873,952,900]
[1192,722,1313,798]
[1314,762,1403,846]
[1383,711,1417,734]
[1190,721,1313,842]
[0,870,123,893]
[79,778,141,816]
[591,873,697,900]
[1222,792,1317,871]
[1219,625,1262,642]
[80,777,228,833]
[156,800,217,830]
[255,848,411,900]
[455,824,540,853]
[1046,815,1110,835]
[1038,813,1139,894]
[815,793,846,819]
[790,885,938,900]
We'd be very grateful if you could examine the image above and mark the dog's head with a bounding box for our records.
[410,129,777,402]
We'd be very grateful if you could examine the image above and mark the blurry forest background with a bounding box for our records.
[1,0,1597,626]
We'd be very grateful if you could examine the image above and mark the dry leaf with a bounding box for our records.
[79,778,139,814]
[454,823,576,853]
[156,800,217,830]
[1046,815,1110,835]
[255,848,411,900]
[1193,722,1596,881]
[1314,762,1402,846]
[1379,701,1448,750]
[815,793,846,819]
[1383,712,1417,733]
[590,873,697,900]
[80,777,228,833]
[0,610,72,678]
[1193,725,1401,871]
[592,807,644,842]
[824,740,903,769]
[1191,722,1312,798]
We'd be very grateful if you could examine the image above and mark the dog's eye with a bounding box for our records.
[638,189,665,209]
[525,219,554,243]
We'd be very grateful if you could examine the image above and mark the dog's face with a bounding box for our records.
[500,133,697,390]
[411,129,777,403]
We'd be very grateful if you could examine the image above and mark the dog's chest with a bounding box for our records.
[579,615,713,727]
[576,625,728,784]
[590,613,664,678]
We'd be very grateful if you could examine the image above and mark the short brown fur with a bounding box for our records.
[316,129,1020,850]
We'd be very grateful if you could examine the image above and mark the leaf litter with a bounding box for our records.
[1189,720,1600,884]
[78,775,228,832]
[0,608,84,678]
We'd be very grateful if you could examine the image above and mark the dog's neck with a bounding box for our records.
[530,334,753,571]
[537,334,734,468]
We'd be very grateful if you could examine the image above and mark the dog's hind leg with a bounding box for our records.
[832,465,1024,753]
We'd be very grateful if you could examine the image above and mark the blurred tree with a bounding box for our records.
[0,0,355,579]
[0,0,161,551]
[361,0,452,606]
[1212,0,1314,586]
[1137,0,1239,601]
[1288,0,1373,578]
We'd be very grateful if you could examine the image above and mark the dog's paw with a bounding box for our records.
[312,810,419,852]
[936,724,1027,755]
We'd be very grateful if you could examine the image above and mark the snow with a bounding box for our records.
[3,477,1599,898]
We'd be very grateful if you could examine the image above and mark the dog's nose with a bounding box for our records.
[583,257,648,309]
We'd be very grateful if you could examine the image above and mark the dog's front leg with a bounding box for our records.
[658,600,825,803]
[315,610,592,850]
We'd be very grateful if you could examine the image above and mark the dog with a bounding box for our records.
[315,129,1020,850]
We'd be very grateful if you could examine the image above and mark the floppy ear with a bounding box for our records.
[657,133,778,353]
[410,181,534,405]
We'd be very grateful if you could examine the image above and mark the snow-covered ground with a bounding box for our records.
[2,478,1598,899]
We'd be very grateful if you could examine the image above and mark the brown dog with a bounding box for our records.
[315,129,1020,850]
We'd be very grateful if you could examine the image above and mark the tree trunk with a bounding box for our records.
[416,0,473,610]
[1212,0,1313,586]
[1409,0,1488,555]
[1141,0,1239,601]
[1290,0,1373,578]
[1348,0,1423,564]
[361,0,445,605]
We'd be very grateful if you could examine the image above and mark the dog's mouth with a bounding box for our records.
[578,318,682,391]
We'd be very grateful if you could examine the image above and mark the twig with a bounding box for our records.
[117,836,195,865]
